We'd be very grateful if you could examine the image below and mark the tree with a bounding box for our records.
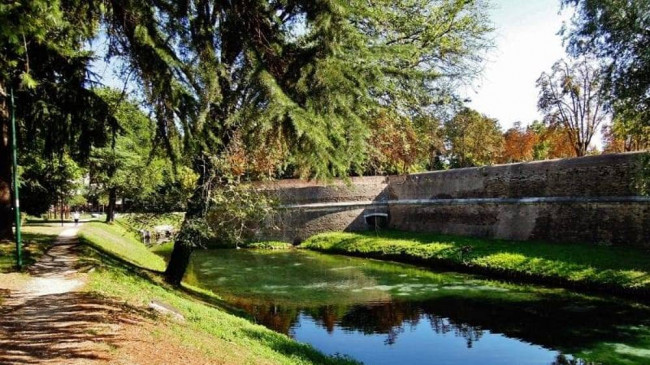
[500,122,538,163]
[445,108,503,168]
[528,121,576,160]
[89,89,165,222]
[365,111,427,175]
[0,1,115,239]
[602,105,650,153]
[536,58,608,157]
[103,0,493,284]
[562,0,650,126]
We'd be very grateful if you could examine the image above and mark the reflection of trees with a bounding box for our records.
[232,300,300,334]
[428,315,483,348]
[308,301,483,346]
[231,292,650,364]
[550,354,589,365]
[235,299,486,347]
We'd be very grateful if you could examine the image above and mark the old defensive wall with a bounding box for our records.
[259,152,650,247]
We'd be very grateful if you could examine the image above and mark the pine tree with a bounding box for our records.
[101,0,493,284]
[0,1,116,239]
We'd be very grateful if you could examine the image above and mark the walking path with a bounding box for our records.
[0,225,120,364]
[0,223,216,365]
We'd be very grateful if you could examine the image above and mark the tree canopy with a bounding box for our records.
[562,0,650,126]
[536,58,607,156]
[0,0,116,239]
[99,0,494,284]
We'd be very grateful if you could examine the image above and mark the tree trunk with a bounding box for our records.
[106,187,116,223]
[164,158,213,285]
[0,107,12,240]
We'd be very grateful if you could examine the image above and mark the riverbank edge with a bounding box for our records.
[301,232,650,301]
[76,221,358,365]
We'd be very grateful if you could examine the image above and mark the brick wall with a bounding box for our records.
[258,152,650,247]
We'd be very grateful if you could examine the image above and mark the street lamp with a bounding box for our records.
[10,88,22,269]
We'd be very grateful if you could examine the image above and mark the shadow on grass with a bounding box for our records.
[77,238,277,320]
[1,232,60,273]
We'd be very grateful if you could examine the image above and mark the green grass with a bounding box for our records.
[79,221,166,272]
[116,212,184,233]
[302,231,650,298]
[77,221,358,364]
[150,241,175,261]
[244,241,294,250]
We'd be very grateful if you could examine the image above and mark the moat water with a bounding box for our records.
[183,249,650,365]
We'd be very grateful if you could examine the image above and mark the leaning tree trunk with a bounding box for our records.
[0,109,12,240]
[164,158,213,285]
[105,187,116,223]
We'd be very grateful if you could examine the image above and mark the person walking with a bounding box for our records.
[73,211,80,226]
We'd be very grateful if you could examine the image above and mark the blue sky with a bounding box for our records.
[463,0,572,130]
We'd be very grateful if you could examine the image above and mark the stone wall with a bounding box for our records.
[261,152,650,247]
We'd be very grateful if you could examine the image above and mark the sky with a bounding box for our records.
[463,0,572,130]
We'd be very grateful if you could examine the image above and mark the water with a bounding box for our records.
[183,249,650,365]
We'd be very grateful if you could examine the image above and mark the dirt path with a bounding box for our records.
[0,225,123,365]
[0,224,222,365]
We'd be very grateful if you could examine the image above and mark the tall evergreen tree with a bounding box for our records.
[102,0,493,284]
[0,1,116,239]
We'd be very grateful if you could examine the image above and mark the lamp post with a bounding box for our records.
[10,87,22,269]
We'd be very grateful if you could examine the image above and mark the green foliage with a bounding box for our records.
[562,0,650,125]
[117,213,185,233]
[603,102,650,153]
[88,89,170,210]
[103,0,492,180]
[205,183,279,248]
[302,231,650,294]
[1,0,116,159]
[19,153,86,215]
[444,108,503,167]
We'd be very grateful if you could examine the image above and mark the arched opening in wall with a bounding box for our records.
[364,213,389,230]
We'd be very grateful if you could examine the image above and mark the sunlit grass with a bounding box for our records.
[302,231,650,295]
[79,221,166,272]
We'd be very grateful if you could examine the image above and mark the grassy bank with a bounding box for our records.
[78,222,357,364]
[302,231,650,299]
[79,221,166,271]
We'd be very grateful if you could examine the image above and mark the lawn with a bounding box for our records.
[302,231,650,298]
[77,221,357,364]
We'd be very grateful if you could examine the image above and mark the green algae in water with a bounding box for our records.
[184,249,650,365]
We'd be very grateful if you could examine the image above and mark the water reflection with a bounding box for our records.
[184,249,650,365]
